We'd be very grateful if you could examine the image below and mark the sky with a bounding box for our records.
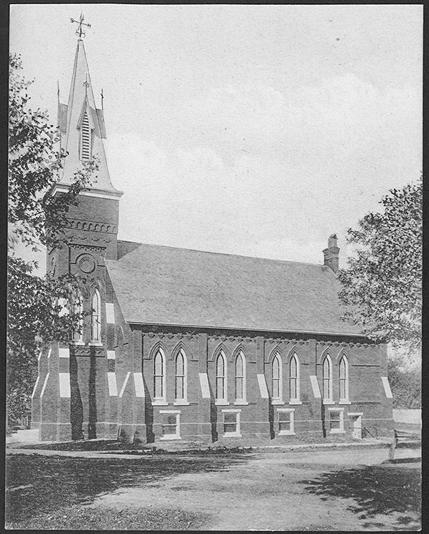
[9,4,422,272]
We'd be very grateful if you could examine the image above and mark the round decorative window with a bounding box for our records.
[77,254,96,274]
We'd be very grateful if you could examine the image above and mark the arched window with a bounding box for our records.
[175,349,187,401]
[90,289,101,342]
[323,355,333,402]
[339,355,349,402]
[154,349,165,399]
[216,352,226,402]
[73,289,84,343]
[289,353,300,401]
[272,353,282,401]
[80,111,92,161]
[235,351,246,401]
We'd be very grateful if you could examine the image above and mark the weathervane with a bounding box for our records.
[70,13,91,39]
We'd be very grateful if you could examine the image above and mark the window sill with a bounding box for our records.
[289,400,302,405]
[88,342,103,347]
[153,400,168,406]
[233,401,248,406]
[223,432,241,438]
[339,400,351,405]
[160,435,181,441]
[70,341,85,346]
[173,401,190,406]
[215,400,229,406]
[323,400,335,405]
[329,429,345,434]
[271,399,284,405]
[279,431,296,436]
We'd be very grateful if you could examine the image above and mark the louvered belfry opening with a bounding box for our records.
[80,111,91,160]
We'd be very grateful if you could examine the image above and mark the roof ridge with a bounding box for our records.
[114,240,325,268]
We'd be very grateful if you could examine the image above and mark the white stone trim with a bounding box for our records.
[59,373,71,398]
[40,373,49,398]
[381,376,393,399]
[107,372,118,396]
[31,376,40,399]
[58,347,70,359]
[199,372,211,399]
[107,350,116,360]
[52,184,122,200]
[134,372,145,398]
[309,375,321,398]
[105,303,115,324]
[119,372,130,398]
[257,373,269,399]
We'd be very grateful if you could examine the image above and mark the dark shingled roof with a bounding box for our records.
[105,242,362,337]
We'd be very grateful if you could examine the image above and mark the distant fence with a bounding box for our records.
[393,409,421,426]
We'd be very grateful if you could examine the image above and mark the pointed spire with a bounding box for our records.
[55,38,122,198]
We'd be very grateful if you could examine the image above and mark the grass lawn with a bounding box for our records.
[5,449,421,530]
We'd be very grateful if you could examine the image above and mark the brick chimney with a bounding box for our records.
[323,234,339,273]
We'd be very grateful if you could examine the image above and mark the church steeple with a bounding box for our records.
[56,33,122,199]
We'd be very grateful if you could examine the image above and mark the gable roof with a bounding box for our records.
[105,242,362,337]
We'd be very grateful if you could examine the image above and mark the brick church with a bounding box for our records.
[31,32,394,444]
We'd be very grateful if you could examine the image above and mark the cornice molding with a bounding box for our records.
[66,219,117,234]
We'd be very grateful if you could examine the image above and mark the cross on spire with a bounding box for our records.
[70,13,91,39]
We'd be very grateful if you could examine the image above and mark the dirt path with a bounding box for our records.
[90,449,420,531]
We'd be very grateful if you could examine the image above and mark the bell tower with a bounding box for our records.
[31,16,123,441]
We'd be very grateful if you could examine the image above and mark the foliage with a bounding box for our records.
[7,54,96,422]
[388,358,421,409]
[338,178,422,353]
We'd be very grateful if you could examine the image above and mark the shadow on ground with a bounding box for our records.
[6,453,250,525]
[302,463,421,530]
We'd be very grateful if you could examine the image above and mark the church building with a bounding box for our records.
[31,29,394,445]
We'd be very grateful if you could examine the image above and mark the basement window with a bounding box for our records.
[277,408,295,435]
[222,409,241,437]
[328,408,344,433]
[160,411,180,440]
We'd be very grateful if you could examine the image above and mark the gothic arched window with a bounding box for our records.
[216,352,226,402]
[339,355,349,402]
[323,355,333,402]
[90,289,101,342]
[235,351,246,402]
[154,349,165,399]
[175,349,186,401]
[289,353,300,402]
[272,353,282,401]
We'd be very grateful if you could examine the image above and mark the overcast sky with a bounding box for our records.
[10,4,422,271]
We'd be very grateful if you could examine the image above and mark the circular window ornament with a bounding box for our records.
[77,254,96,274]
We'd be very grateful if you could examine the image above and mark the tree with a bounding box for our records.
[7,54,96,424]
[338,177,422,356]
[387,357,421,409]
